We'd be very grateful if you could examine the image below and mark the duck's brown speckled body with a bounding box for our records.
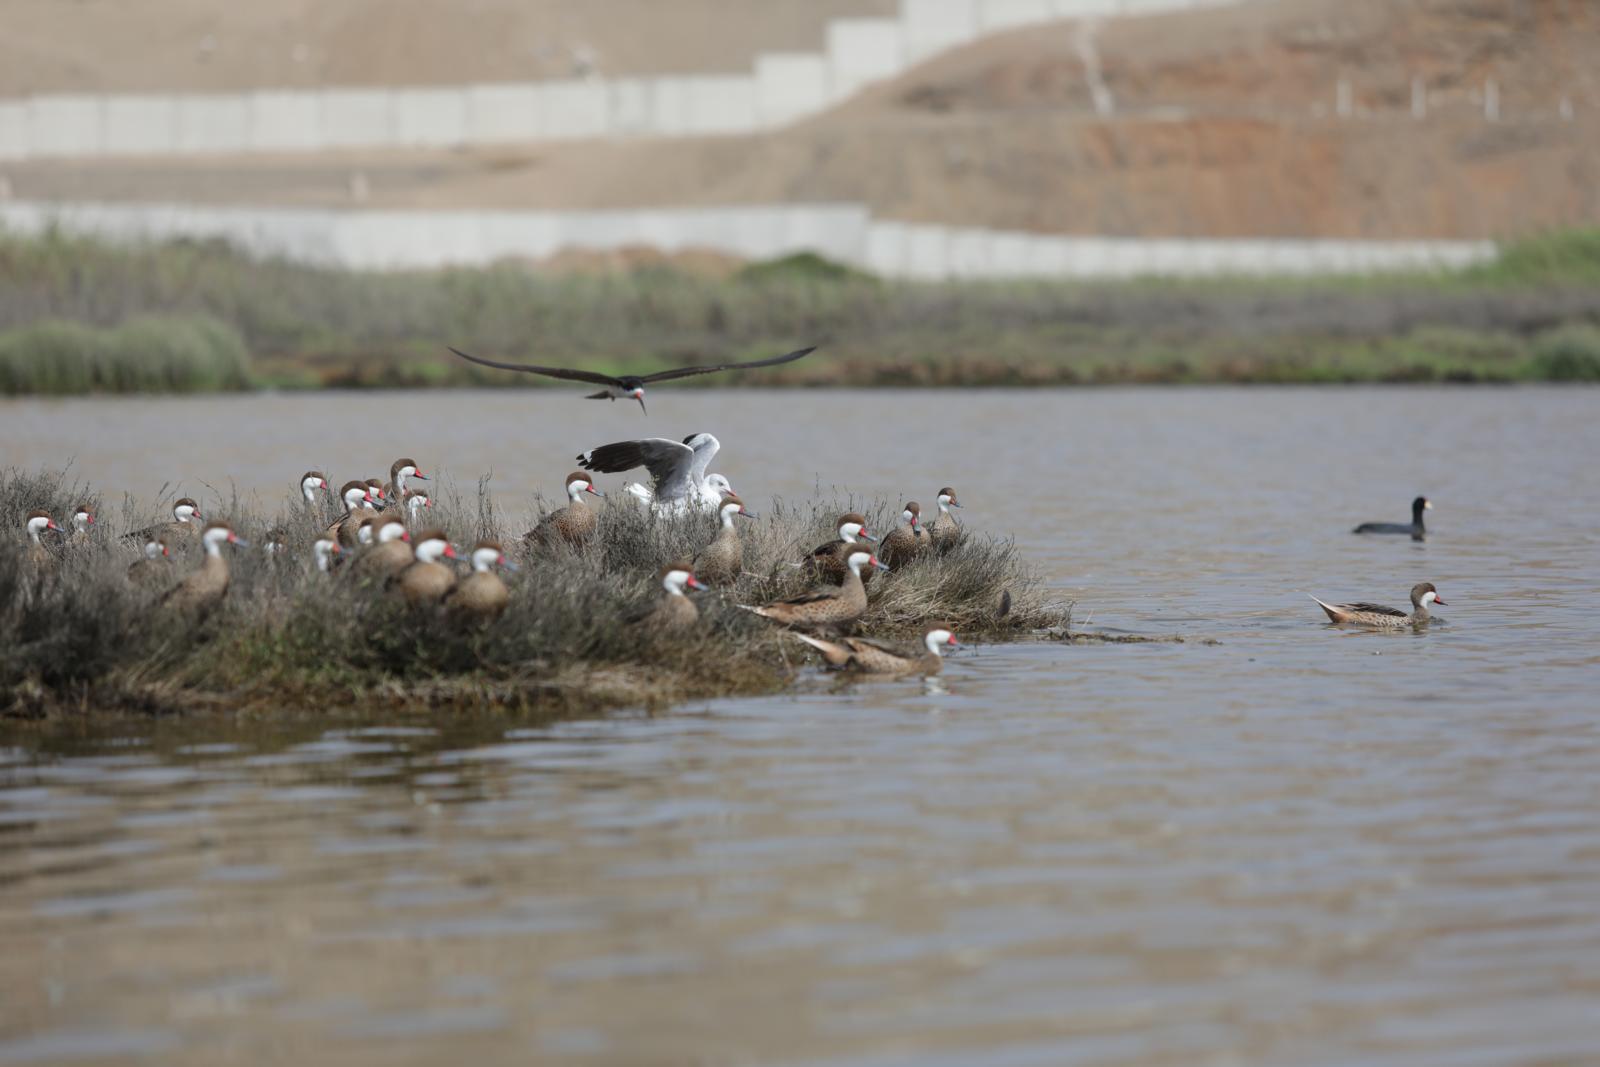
[748,549,887,631]
[1310,582,1445,628]
[794,627,958,676]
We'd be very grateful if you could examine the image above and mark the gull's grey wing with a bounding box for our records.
[577,438,696,499]
[448,347,622,388]
[639,346,818,384]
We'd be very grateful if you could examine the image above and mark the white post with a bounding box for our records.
[1484,78,1499,122]
[1336,78,1352,119]
[1411,76,1426,120]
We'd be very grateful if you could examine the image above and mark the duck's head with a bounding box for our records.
[901,502,922,532]
[660,562,704,595]
[201,521,246,553]
[144,535,170,560]
[390,457,428,487]
[846,549,889,576]
[339,480,371,510]
[566,472,603,500]
[413,530,457,563]
[470,540,514,572]
[356,517,378,546]
[301,471,330,499]
[25,510,59,539]
[924,627,958,656]
[1413,496,1432,514]
[365,479,387,504]
[173,497,202,524]
[937,487,962,511]
[375,517,410,545]
[403,489,432,517]
[719,491,755,522]
[72,505,95,531]
[837,512,875,544]
[1411,582,1445,608]
[312,537,341,570]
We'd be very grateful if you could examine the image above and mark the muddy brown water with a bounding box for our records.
[2,386,1598,1065]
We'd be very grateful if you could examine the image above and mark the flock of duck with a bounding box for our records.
[14,348,1447,683]
[16,440,971,677]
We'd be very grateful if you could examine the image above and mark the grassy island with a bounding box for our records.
[1,468,1064,721]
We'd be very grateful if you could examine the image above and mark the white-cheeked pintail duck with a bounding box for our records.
[632,562,705,629]
[806,512,878,586]
[929,488,963,550]
[527,472,603,549]
[747,548,888,631]
[1309,582,1445,628]
[880,502,930,569]
[446,541,515,622]
[794,626,958,676]
[394,530,459,606]
[693,491,755,586]
[161,521,248,615]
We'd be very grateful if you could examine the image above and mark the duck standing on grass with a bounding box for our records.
[68,505,95,547]
[446,541,515,622]
[328,480,377,547]
[880,502,929,569]
[127,534,172,586]
[526,472,603,550]
[793,626,958,676]
[394,530,459,606]
[746,549,888,631]
[128,497,204,550]
[805,512,878,586]
[312,537,342,574]
[22,510,61,571]
[693,491,755,586]
[349,517,413,581]
[930,488,963,550]
[161,521,247,616]
[1309,582,1445,629]
[632,563,705,629]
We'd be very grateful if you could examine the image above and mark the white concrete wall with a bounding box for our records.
[0,199,1497,279]
[0,0,1257,160]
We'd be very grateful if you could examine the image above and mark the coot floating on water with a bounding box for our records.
[1353,496,1431,540]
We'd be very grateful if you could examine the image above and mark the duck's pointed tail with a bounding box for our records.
[1307,593,1345,623]
[790,631,852,667]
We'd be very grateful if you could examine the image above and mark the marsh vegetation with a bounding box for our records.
[2,228,1599,395]
[1,467,1061,719]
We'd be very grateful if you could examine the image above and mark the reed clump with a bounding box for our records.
[1,468,1062,720]
[0,314,250,395]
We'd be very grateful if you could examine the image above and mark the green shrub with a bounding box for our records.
[1530,324,1600,381]
[0,314,250,394]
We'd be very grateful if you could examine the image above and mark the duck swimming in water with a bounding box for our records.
[1309,582,1445,628]
[1353,496,1431,541]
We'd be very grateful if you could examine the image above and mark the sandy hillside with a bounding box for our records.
[6,0,1597,240]
[0,0,894,95]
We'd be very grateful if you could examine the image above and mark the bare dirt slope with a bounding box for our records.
[0,0,893,95]
[7,0,1597,240]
